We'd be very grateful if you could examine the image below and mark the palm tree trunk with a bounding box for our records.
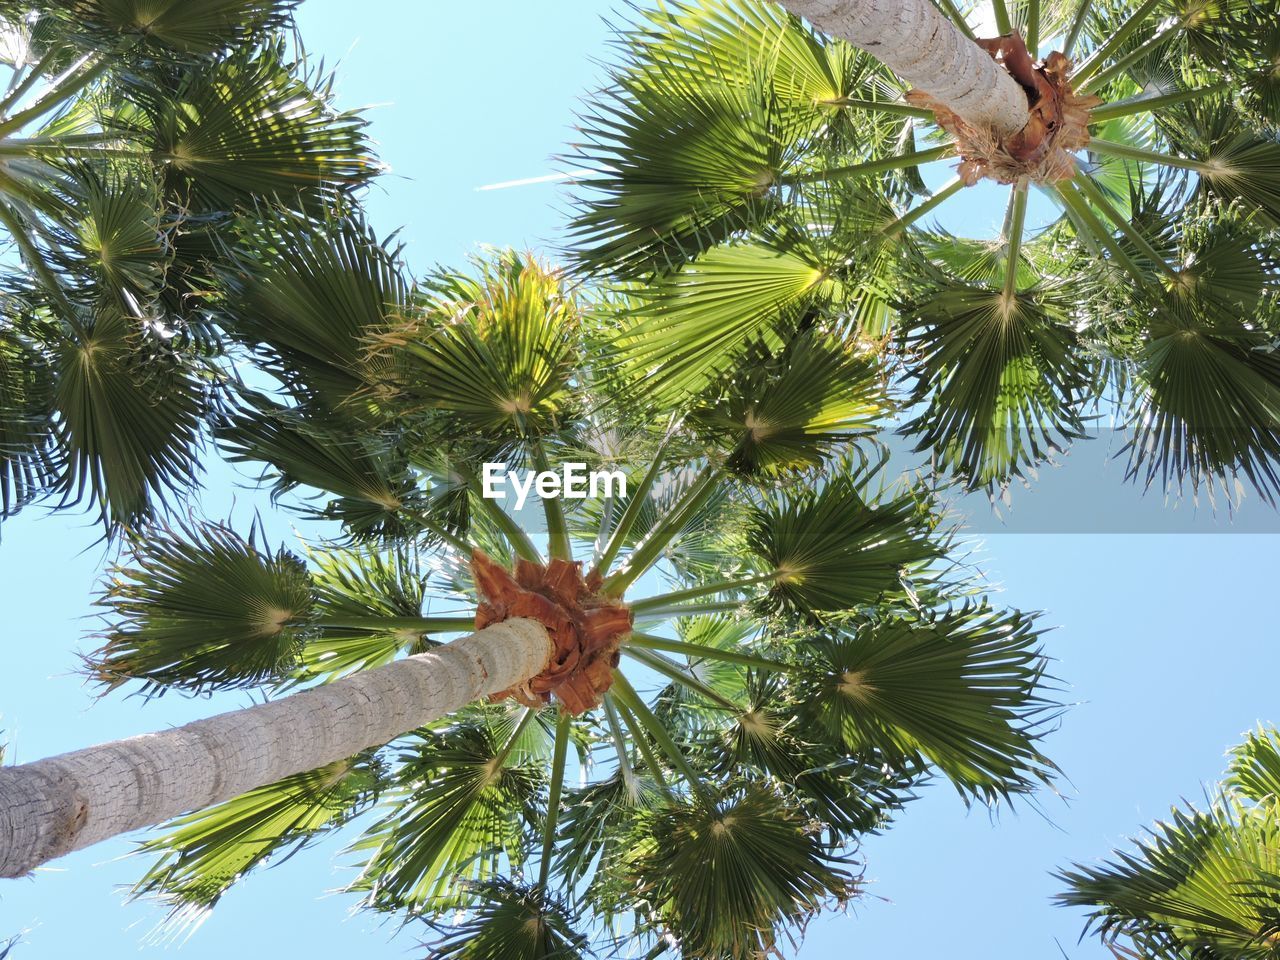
[0,618,551,878]
[781,0,1030,137]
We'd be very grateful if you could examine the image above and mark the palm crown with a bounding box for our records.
[567,0,1280,500]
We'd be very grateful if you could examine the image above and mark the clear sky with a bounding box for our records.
[2,2,1278,957]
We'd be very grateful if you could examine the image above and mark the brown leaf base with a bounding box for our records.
[472,550,633,715]
[907,38,1101,186]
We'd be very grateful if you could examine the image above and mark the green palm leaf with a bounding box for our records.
[374,252,579,439]
[217,209,408,411]
[902,280,1093,489]
[427,878,590,960]
[51,307,204,525]
[352,711,542,913]
[218,399,423,539]
[1229,727,1280,809]
[688,329,885,477]
[131,753,380,930]
[62,0,297,55]
[603,782,855,960]
[798,605,1057,800]
[748,470,937,615]
[91,520,316,695]
[1059,802,1280,959]
[0,319,57,518]
[614,241,839,402]
[136,40,377,213]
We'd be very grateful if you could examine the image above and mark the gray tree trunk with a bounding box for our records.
[0,618,551,878]
[781,0,1030,136]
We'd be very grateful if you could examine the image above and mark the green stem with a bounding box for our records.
[611,672,711,802]
[779,143,955,188]
[537,709,571,890]
[1003,180,1029,301]
[991,0,1013,37]
[1027,0,1041,54]
[1074,174,1178,281]
[602,467,722,598]
[592,432,672,579]
[493,707,538,769]
[607,692,673,799]
[819,97,933,119]
[314,616,475,634]
[1063,0,1094,57]
[1079,24,1177,95]
[408,510,474,557]
[624,647,743,713]
[879,178,965,239]
[462,465,542,563]
[602,696,643,797]
[1070,0,1164,85]
[1089,82,1232,123]
[0,201,84,337]
[1086,138,1208,173]
[0,57,109,138]
[1055,179,1150,290]
[633,600,750,622]
[532,441,571,562]
[626,633,793,673]
[0,46,65,113]
[935,0,977,40]
[590,493,616,568]
[629,573,775,615]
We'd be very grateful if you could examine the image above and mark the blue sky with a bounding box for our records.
[2,2,1279,957]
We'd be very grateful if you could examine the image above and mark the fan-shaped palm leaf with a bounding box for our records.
[51,306,204,525]
[91,519,316,695]
[130,752,380,930]
[427,877,590,960]
[351,710,542,914]
[748,470,937,615]
[602,781,855,960]
[798,604,1057,799]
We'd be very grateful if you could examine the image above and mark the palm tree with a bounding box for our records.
[0,0,377,526]
[567,0,1279,499]
[0,236,1060,957]
[1059,725,1280,958]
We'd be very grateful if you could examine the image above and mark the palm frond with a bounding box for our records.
[798,604,1058,800]
[135,40,377,213]
[1228,727,1280,809]
[61,0,297,55]
[901,280,1093,489]
[688,330,885,477]
[1058,801,1280,959]
[0,318,57,518]
[91,519,315,695]
[51,306,204,525]
[426,877,591,960]
[131,752,380,932]
[373,252,579,440]
[351,711,541,913]
[217,208,408,412]
[601,782,856,960]
[748,470,937,616]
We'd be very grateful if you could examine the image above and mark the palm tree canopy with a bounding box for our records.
[48,236,1062,958]
[567,0,1280,502]
[1060,725,1280,959]
[0,0,377,527]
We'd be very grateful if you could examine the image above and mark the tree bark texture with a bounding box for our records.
[781,0,1030,137]
[0,618,552,878]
